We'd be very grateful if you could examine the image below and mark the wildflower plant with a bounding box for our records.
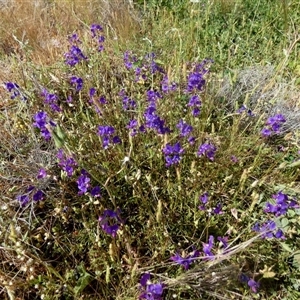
[1,8,300,300]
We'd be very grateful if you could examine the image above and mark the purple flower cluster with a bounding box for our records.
[70,76,83,92]
[126,119,138,136]
[123,50,138,70]
[162,142,184,167]
[41,88,61,112]
[252,220,285,239]
[239,274,260,293]
[16,186,45,207]
[161,75,177,94]
[5,82,26,100]
[139,273,164,300]
[76,169,101,196]
[33,111,56,140]
[176,119,193,138]
[188,95,202,117]
[261,114,286,136]
[171,248,200,270]
[57,149,78,177]
[198,192,223,215]
[197,142,217,161]
[187,72,205,93]
[119,90,136,110]
[90,24,105,51]
[186,60,211,93]
[65,33,87,66]
[97,125,121,149]
[135,67,147,83]
[144,90,170,134]
[264,191,298,216]
[98,208,123,237]
[76,169,91,195]
[65,45,87,66]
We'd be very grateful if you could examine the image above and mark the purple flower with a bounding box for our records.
[97,125,121,149]
[33,111,55,140]
[144,109,170,134]
[65,45,87,66]
[68,33,81,44]
[144,52,164,74]
[147,90,162,103]
[5,82,19,93]
[237,105,254,116]
[188,95,201,107]
[252,220,285,239]
[185,59,212,93]
[91,23,103,38]
[70,76,83,92]
[239,274,260,293]
[139,273,164,300]
[98,208,123,237]
[123,51,138,69]
[98,125,115,136]
[261,128,272,137]
[99,95,107,104]
[217,236,229,249]
[197,143,217,161]
[119,90,136,110]
[171,249,199,270]
[4,82,25,100]
[262,114,286,136]
[76,170,90,194]
[187,72,205,93]
[37,168,47,179]
[192,107,201,117]
[212,203,223,215]
[41,88,61,112]
[199,192,223,215]
[57,149,78,176]
[112,136,121,144]
[16,194,30,207]
[162,142,184,167]
[17,186,45,206]
[33,111,48,129]
[176,119,193,137]
[264,191,297,216]
[135,67,147,82]
[89,87,96,98]
[202,235,214,257]
[231,155,238,163]
[247,279,260,293]
[161,75,177,93]
[199,192,209,210]
[188,136,196,145]
[90,186,101,197]
[126,119,138,136]
[33,190,45,201]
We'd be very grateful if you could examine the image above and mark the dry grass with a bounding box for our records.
[0,0,140,77]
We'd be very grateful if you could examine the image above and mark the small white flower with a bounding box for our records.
[122,156,130,165]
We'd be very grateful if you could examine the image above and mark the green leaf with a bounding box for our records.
[280,217,289,228]
[280,242,293,253]
[293,252,300,268]
[73,265,93,296]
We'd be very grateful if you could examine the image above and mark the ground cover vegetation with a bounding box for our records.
[0,0,300,299]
